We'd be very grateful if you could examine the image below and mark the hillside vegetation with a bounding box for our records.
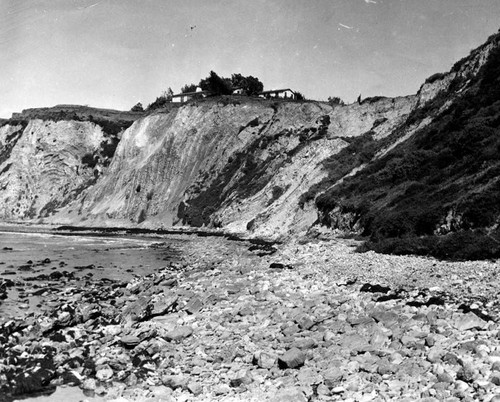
[314,32,500,260]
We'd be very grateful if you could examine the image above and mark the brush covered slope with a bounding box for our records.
[314,31,500,260]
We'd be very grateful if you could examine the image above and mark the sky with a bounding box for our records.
[1,0,500,118]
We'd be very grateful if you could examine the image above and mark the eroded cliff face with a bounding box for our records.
[0,90,458,238]
[0,120,106,219]
[59,102,275,226]
[208,97,418,239]
[48,95,417,239]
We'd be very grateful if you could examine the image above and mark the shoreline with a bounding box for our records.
[0,222,280,248]
[1,233,500,401]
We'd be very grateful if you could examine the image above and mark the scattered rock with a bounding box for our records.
[150,292,178,316]
[3,235,500,401]
[187,381,202,395]
[230,369,252,387]
[324,367,344,388]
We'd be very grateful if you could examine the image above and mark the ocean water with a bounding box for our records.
[0,227,182,320]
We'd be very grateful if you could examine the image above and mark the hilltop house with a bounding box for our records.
[258,88,297,100]
[171,87,210,103]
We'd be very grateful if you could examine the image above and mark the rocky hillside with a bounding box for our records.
[0,106,142,219]
[1,30,500,259]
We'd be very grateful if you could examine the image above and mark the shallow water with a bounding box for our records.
[0,227,183,320]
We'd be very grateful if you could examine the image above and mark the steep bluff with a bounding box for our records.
[49,96,417,238]
[313,31,500,259]
[0,120,106,219]
[0,106,141,220]
[1,30,499,255]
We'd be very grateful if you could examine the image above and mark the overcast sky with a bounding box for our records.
[1,0,500,117]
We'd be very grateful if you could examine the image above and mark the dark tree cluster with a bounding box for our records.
[130,102,144,112]
[146,88,173,111]
[230,73,264,95]
[181,84,198,94]
[145,70,267,109]
[328,96,344,106]
[197,71,265,96]
[199,71,234,95]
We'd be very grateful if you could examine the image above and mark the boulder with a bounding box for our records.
[454,312,487,331]
[253,350,276,369]
[95,365,113,381]
[185,297,203,314]
[162,375,188,390]
[273,387,307,402]
[278,347,306,369]
[187,381,203,395]
[164,326,193,342]
[120,335,141,349]
[230,369,252,387]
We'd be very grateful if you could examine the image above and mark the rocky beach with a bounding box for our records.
[1,229,500,401]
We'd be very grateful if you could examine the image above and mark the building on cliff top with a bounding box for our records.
[258,88,297,100]
[171,89,211,103]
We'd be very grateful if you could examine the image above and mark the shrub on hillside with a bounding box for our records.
[313,41,500,261]
[130,102,144,112]
[147,96,169,111]
[328,96,344,106]
[360,230,500,261]
[147,88,173,111]
[425,72,446,84]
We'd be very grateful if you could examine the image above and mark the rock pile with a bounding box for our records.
[1,236,500,401]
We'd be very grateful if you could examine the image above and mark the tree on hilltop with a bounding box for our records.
[130,102,144,112]
[164,87,173,101]
[231,73,263,96]
[295,91,305,101]
[181,84,198,94]
[146,87,173,111]
[199,71,233,95]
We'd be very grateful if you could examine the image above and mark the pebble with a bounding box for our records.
[1,236,500,401]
